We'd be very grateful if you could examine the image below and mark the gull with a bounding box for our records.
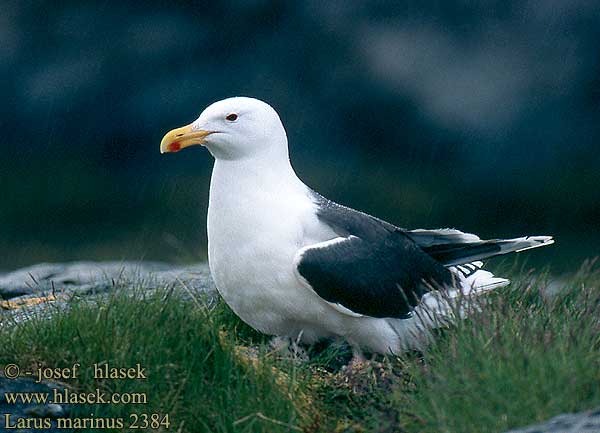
[160,97,553,356]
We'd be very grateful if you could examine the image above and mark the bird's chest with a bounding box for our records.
[206,170,318,329]
[208,191,303,284]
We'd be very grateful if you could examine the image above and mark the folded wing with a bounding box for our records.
[406,229,554,266]
[294,231,454,319]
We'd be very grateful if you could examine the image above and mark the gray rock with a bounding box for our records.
[505,408,600,433]
[0,261,213,299]
[0,377,70,433]
[0,261,216,324]
[25,403,66,418]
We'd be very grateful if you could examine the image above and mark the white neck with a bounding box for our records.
[209,141,304,197]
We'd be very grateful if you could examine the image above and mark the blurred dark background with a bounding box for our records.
[1,0,598,272]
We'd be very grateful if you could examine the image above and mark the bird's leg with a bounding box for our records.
[337,344,372,390]
[290,330,309,360]
[269,336,290,353]
[269,333,308,361]
[342,344,367,372]
[350,346,367,366]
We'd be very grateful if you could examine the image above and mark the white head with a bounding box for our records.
[160,97,288,161]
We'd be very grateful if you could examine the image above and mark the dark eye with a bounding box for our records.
[226,113,238,121]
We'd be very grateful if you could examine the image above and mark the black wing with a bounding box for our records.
[295,193,454,319]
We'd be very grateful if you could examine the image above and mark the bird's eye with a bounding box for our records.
[226,113,238,121]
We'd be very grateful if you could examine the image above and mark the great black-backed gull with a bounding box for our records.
[160,97,553,355]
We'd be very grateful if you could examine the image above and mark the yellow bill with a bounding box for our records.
[160,124,212,153]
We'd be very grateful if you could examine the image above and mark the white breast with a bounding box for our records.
[206,158,337,335]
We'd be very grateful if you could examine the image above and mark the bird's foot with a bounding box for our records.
[339,348,368,384]
[344,348,367,370]
[338,349,396,393]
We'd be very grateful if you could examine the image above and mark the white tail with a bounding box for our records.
[410,261,508,328]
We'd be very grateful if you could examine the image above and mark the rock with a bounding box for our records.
[25,403,66,418]
[505,408,600,433]
[0,261,216,324]
[0,261,213,299]
[0,377,69,433]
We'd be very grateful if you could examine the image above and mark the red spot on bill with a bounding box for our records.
[168,142,181,152]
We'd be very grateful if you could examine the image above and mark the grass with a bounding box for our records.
[395,260,600,432]
[0,289,308,432]
[1,260,600,432]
